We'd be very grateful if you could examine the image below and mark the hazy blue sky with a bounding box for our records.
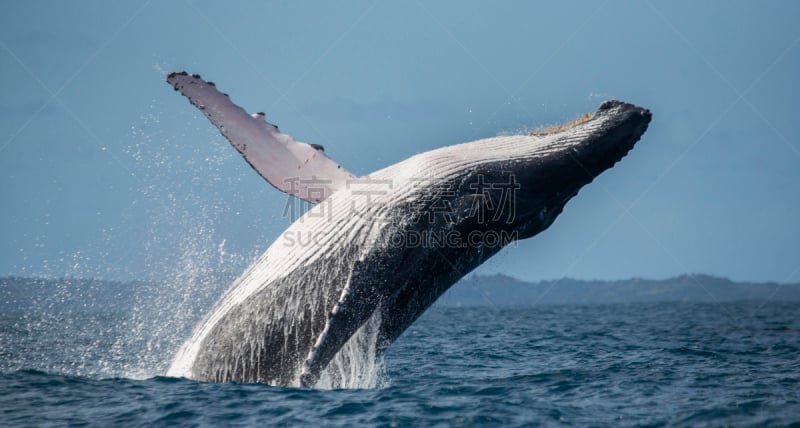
[1,1,798,283]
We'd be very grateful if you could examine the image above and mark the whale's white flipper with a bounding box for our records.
[167,71,356,203]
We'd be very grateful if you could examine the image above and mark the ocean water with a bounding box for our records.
[1,300,798,426]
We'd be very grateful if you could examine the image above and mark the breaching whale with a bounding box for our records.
[164,71,651,387]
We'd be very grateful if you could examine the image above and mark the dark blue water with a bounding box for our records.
[2,302,798,426]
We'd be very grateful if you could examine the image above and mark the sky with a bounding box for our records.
[0,1,798,284]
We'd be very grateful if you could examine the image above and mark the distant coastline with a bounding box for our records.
[1,274,798,311]
[440,274,800,306]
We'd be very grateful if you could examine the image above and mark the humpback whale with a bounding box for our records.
[164,71,651,387]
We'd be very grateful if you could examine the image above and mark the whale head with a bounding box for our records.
[510,100,651,239]
[424,100,651,243]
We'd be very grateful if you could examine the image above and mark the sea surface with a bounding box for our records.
[1,299,798,426]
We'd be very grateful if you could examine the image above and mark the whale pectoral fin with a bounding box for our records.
[166,71,357,203]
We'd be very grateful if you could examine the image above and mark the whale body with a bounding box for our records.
[164,72,651,387]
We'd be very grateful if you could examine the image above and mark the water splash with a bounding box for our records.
[121,110,387,388]
[105,112,253,379]
[315,311,388,389]
[6,107,387,389]
[105,228,234,379]
[3,111,252,379]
